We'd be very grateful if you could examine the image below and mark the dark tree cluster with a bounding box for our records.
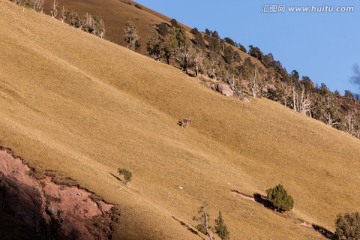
[147,19,194,73]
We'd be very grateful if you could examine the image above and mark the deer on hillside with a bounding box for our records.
[178,119,192,128]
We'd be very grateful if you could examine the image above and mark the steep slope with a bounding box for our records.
[43,0,259,64]
[43,0,173,54]
[1,1,360,239]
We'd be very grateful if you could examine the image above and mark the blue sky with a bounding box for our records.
[136,0,360,95]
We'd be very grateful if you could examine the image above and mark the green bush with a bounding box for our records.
[266,184,294,212]
[118,168,132,184]
[335,212,360,240]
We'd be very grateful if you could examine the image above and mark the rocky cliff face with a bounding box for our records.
[0,148,117,240]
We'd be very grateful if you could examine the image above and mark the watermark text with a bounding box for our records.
[262,5,354,13]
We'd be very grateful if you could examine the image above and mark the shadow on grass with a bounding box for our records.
[172,216,204,239]
[312,224,336,239]
[253,193,277,211]
[109,172,122,182]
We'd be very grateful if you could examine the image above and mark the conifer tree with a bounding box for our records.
[266,184,294,212]
[215,211,230,240]
[162,27,177,64]
[147,29,162,60]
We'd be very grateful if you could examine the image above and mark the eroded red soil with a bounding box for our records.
[0,148,116,240]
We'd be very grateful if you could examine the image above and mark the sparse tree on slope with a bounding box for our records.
[68,11,83,29]
[124,20,140,51]
[50,0,58,18]
[215,211,230,240]
[335,212,360,240]
[250,66,261,98]
[32,0,44,12]
[172,24,193,73]
[266,184,294,212]
[95,17,106,38]
[147,29,162,60]
[60,6,68,23]
[292,84,312,116]
[10,0,32,8]
[193,204,215,240]
[193,50,205,79]
[162,27,178,64]
[190,28,206,47]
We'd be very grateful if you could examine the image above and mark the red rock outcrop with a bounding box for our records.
[0,148,116,240]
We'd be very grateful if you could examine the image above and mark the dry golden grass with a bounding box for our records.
[1,1,360,239]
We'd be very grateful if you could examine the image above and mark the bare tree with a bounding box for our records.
[298,92,312,116]
[60,6,68,22]
[50,0,58,18]
[124,21,140,50]
[345,110,356,135]
[193,204,215,240]
[83,12,94,32]
[292,87,297,112]
[251,66,259,98]
[292,85,312,116]
[193,51,204,79]
[176,44,195,74]
[279,82,292,107]
[205,54,220,80]
[97,18,106,39]
[325,112,340,127]
[226,74,241,96]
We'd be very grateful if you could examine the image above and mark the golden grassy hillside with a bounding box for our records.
[1,1,360,239]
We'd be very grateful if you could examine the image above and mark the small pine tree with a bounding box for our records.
[162,27,177,64]
[170,18,179,28]
[335,212,360,240]
[147,30,162,60]
[215,211,230,240]
[224,37,236,46]
[190,28,205,47]
[118,168,132,184]
[238,44,247,53]
[266,184,294,212]
[224,46,235,64]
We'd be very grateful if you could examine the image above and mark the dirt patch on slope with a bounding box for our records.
[0,147,117,240]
